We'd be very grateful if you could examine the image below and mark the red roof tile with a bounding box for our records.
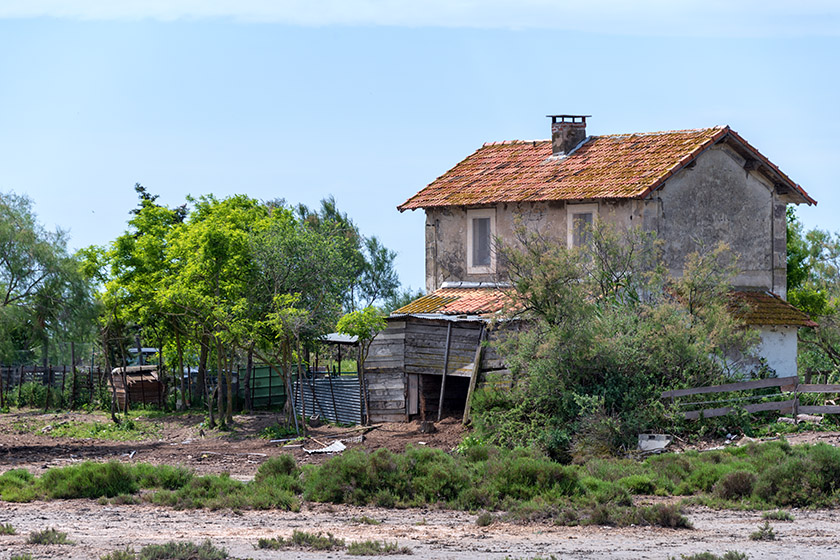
[398,126,814,210]
[730,290,817,328]
[393,287,512,317]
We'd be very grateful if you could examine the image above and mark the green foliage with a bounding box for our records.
[10,554,34,560]
[0,468,37,502]
[0,522,16,534]
[763,510,794,521]
[750,520,776,541]
[347,539,412,556]
[27,528,72,545]
[476,222,756,460]
[351,516,382,525]
[257,530,345,551]
[475,512,495,526]
[100,548,137,560]
[40,461,138,499]
[136,540,228,560]
[671,553,749,560]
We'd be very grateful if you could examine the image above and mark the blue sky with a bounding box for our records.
[1,2,838,291]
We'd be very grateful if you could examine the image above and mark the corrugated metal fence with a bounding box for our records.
[292,376,365,425]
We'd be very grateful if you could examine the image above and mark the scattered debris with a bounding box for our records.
[308,415,322,428]
[128,450,136,459]
[638,434,672,453]
[303,441,346,454]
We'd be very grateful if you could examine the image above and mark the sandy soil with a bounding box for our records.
[3,501,840,559]
[3,411,840,559]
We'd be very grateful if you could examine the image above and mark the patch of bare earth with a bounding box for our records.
[0,409,466,478]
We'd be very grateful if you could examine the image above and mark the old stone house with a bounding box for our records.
[364,115,816,423]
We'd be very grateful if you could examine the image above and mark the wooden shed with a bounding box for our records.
[365,284,513,423]
[109,365,164,409]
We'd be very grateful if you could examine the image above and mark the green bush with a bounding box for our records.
[0,469,37,502]
[618,474,656,495]
[41,462,137,499]
[27,528,72,545]
[713,471,756,500]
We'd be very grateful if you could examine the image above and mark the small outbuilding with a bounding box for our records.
[109,365,164,409]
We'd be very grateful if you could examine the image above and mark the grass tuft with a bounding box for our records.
[257,530,344,551]
[762,510,794,522]
[136,539,228,559]
[348,539,412,556]
[351,515,382,525]
[0,522,16,534]
[27,527,72,545]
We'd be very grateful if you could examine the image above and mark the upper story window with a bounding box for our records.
[567,203,598,248]
[467,208,496,274]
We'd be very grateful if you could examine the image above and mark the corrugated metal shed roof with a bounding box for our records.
[394,287,512,317]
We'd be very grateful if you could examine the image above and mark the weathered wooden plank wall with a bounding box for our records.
[365,316,515,422]
[366,320,407,422]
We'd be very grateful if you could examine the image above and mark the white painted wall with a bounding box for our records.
[755,326,798,378]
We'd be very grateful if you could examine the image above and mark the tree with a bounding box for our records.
[472,222,756,462]
[336,307,386,425]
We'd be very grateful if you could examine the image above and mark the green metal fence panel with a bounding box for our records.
[245,365,287,410]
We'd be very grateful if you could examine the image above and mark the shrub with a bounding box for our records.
[618,474,656,495]
[347,539,412,556]
[40,462,137,499]
[0,468,37,502]
[0,522,16,534]
[100,548,137,560]
[762,510,794,522]
[475,512,495,527]
[27,528,72,545]
[713,471,756,500]
[670,553,749,560]
[638,504,693,529]
[134,463,193,490]
[137,540,228,559]
[749,521,776,541]
[10,555,34,560]
[255,454,299,481]
[257,530,344,551]
[351,516,381,525]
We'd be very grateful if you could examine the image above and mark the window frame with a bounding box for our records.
[566,203,598,248]
[466,208,496,274]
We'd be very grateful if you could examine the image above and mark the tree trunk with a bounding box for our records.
[177,330,187,409]
[70,341,77,410]
[197,333,209,406]
[216,337,225,428]
[225,347,233,425]
[243,345,253,413]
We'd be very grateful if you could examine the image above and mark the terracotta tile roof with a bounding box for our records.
[730,290,817,328]
[393,287,512,317]
[398,126,815,210]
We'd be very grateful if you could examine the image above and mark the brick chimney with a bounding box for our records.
[548,114,589,156]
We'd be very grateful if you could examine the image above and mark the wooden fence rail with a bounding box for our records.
[661,377,840,419]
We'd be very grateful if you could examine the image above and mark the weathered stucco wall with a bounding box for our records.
[656,145,787,298]
[423,144,787,296]
[424,201,649,291]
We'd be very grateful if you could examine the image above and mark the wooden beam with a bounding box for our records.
[662,377,789,398]
[462,324,487,425]
[436,323,453,422]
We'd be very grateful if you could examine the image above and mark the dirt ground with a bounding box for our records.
[4,410,840,559]
[0,410,467,479]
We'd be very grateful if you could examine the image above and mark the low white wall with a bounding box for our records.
[756,325,798,378]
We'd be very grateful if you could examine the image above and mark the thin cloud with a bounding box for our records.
[0,0,838,36]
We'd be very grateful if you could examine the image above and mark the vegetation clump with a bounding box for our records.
[27,527,72,545]
[347,539,412,556]
[0,522,16,534]
[749,521,777,541]
[256,530,344,551]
